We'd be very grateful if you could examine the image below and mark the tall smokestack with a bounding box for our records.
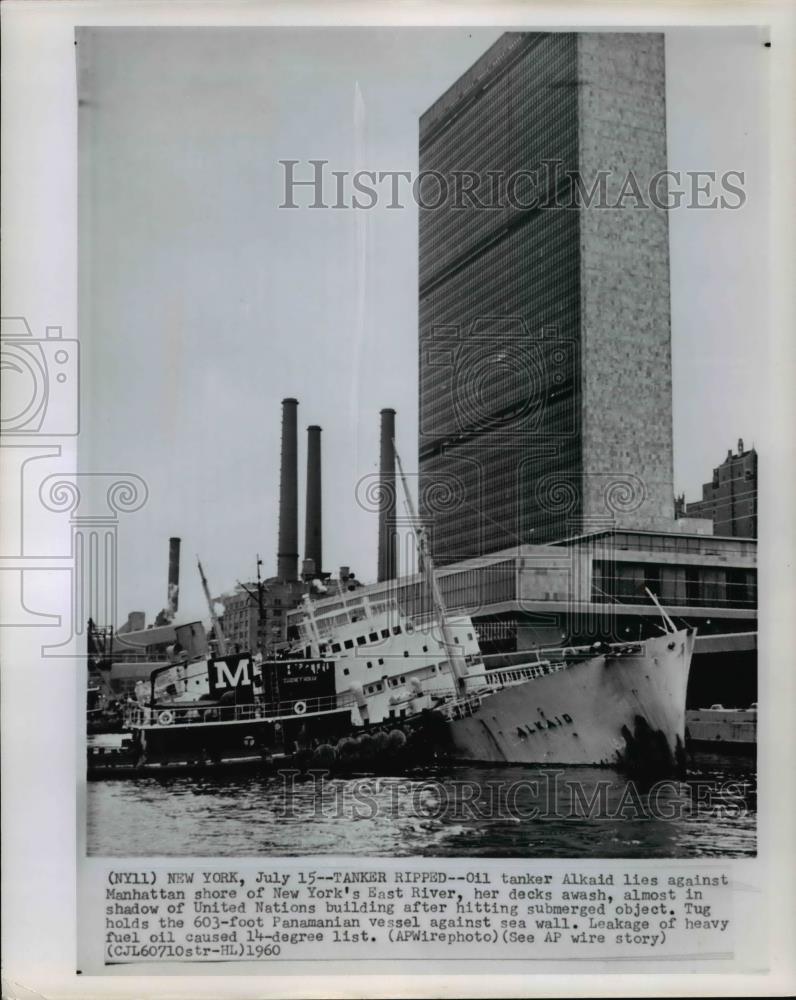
[167,537,181,619]
[377,408,397,582]
[277,398,299,582]
[304,425,322,576]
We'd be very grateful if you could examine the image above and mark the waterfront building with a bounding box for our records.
[288,528,757,708]
[676,440,758,538]
[418,32,675,561]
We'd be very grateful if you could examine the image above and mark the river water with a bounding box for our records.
[86,750,755,858]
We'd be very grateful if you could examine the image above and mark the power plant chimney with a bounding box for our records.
[377,408,397,582]
[277,398,299,582]
[304,425,322,577]
[167,536,181,619]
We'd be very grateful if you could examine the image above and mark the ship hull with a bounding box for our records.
[441,629,695,775]
[136,707,353,763]
[87,706,355,779]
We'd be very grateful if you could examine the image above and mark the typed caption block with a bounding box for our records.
[99,863,733,965]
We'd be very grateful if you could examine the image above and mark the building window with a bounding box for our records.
[367,661,372,669]
[369,632,378,643]
[644,565,662,593]
[381,628,390,639]
[422,645,428,652]
[331,643,341,654]
[392,626,401,635]
[378,658,384,665]
[344,639,354,650]
[685,567,700,605]
[403,650,409,657]
[343,667,349,676]
[356,636,367,646]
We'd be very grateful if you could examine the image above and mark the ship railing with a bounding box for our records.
[126,692,356,728]
[464,660,564,694]
[545,641,644,659]
[433,660,571,721]
[433,692,487,721]
[481,661,564,688]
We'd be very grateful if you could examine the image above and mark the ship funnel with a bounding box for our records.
[377,408,397,582]
[304,424,322,576]
[167,536,181,618]
[277,398,299,581]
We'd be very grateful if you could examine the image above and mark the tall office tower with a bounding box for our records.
[418,33,674,562]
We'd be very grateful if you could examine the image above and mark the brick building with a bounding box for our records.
[216,578,305,655]
[676,440,758,538]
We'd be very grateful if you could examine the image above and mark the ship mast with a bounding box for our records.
[197,557,228,656]
[394,445,468,697]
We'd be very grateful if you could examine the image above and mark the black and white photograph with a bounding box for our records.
[1,2,794,995]
[73,25,763,859]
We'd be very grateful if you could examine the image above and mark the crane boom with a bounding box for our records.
[393,444,468,697]
[197,557,228,655]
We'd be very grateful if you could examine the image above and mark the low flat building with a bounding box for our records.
[288,527,757,709]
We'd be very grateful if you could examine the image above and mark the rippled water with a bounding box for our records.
[86,751,755,858]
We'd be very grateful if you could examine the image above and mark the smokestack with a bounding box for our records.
[377,408,397,582]
[277,398,299,582]
[167,537,181,618]
[305,425,322,577]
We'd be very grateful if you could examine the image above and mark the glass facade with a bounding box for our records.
[592,560,757,609]
[419,33,583,562]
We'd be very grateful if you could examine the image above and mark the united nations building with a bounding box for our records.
[418,32,675,561]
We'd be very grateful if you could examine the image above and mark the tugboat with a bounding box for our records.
[87,557,362,779]
[87,650,356,779]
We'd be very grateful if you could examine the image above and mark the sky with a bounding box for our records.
[76,26,768,626]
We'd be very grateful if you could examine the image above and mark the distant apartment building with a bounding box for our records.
[676,440,757,538]
[216,568,363,655]
[216,578,305,655]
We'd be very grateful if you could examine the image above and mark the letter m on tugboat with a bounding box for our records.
[208,653,255,699]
